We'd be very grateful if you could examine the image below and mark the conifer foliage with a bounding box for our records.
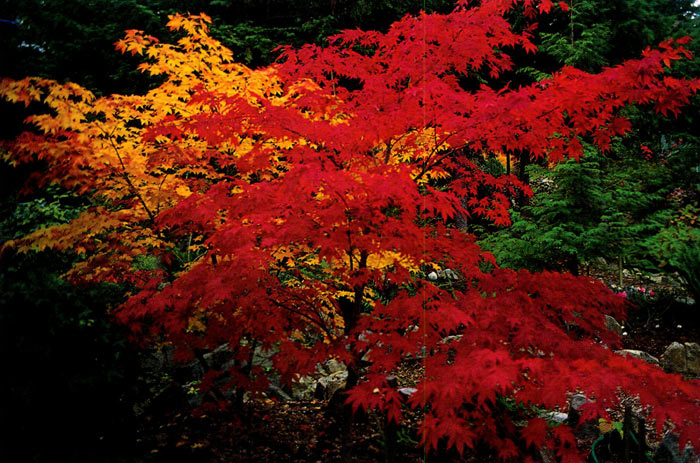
[2,1,700,460]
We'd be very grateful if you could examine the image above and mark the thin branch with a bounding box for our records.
[412,132,457,182]
[382,130,414,164]
[98,123,157,223]
[270,298,336,340]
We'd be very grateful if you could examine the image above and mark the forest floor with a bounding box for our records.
[131,267,699,463]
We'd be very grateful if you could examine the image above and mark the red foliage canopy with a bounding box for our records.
[3,0,700,460]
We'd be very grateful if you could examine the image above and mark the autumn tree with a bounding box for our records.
[3,1,700,461]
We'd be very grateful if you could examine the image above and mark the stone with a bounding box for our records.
[654,433,700,463]
[565,394,588,427]
[570,394,588,410]
[440,334,463,344]
[202,343,232,369]
[615,349,660,366]
[139,345,175,372]
[428,271,438,280]
[684,343,700,375]
[444,268,459,280]
[605,315,623,335]
[314,370,348,401]
[267,384,293,401]
[252,345,276,369]
[539,447,556,463]
[661,342,688,374]
[291,375,317,400]
[398,387,417,399]
[318,359,346,375]
[540,411,568,424]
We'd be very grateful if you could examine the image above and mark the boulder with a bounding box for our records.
[314,370,348,401]
[292,361,350,401]
[685,343,700,374]
[443,268,459,280]
[291,375,317,400]
[615,349,660,366]
[398,387,417,399]
[318,358,346,376]
[267,383,293,401]
[440,334,463,344]
[661,342,700,376]
[251,345,276,369]
[605,315,623,335]
[540,411,568,424]
[202,343,233,369]
[570,394,587,410]
[654,433,700,463]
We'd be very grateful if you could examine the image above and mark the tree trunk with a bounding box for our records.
[566,255,579,276]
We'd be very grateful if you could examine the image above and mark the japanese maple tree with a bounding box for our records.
[3,0,700,460]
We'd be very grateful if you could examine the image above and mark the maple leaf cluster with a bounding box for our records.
[2,1,700,460]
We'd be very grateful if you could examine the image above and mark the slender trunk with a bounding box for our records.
[340,362,361,463]
[623,406,632,463]
[566,255,579,276]
[570,0,575,47]
[618,255,624,288]
[317,250,368,461]
[340,251,368,462]
[517,151,531,206]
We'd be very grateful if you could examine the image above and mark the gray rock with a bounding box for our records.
[291,375,317,400]
[570,394,588,410]
[685,343,700,375]
[605,315,623,335]
[266,384,292,401]
[427,271,438,281]
[252,345,276,369]
[539,447,556,463]
[440,334,463,344]
[202,343,232,369]
[444,268,459,280]
[615,349,660,366]
[314,370,348,400]
[293,366,350,401]
[398,387,418,398]
[139,345,175,373]
[318,359,346,376]
[662,342,688,373]
[540,411,568,423]
[654,433,700,463]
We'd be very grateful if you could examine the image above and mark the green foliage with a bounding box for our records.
[648,205,700,303]
[537,0,699,73]
[541,21,612,70]
[133,253,162,272]
[479,149,604,273]
[0,185,86,242]
[476,145,678,275]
